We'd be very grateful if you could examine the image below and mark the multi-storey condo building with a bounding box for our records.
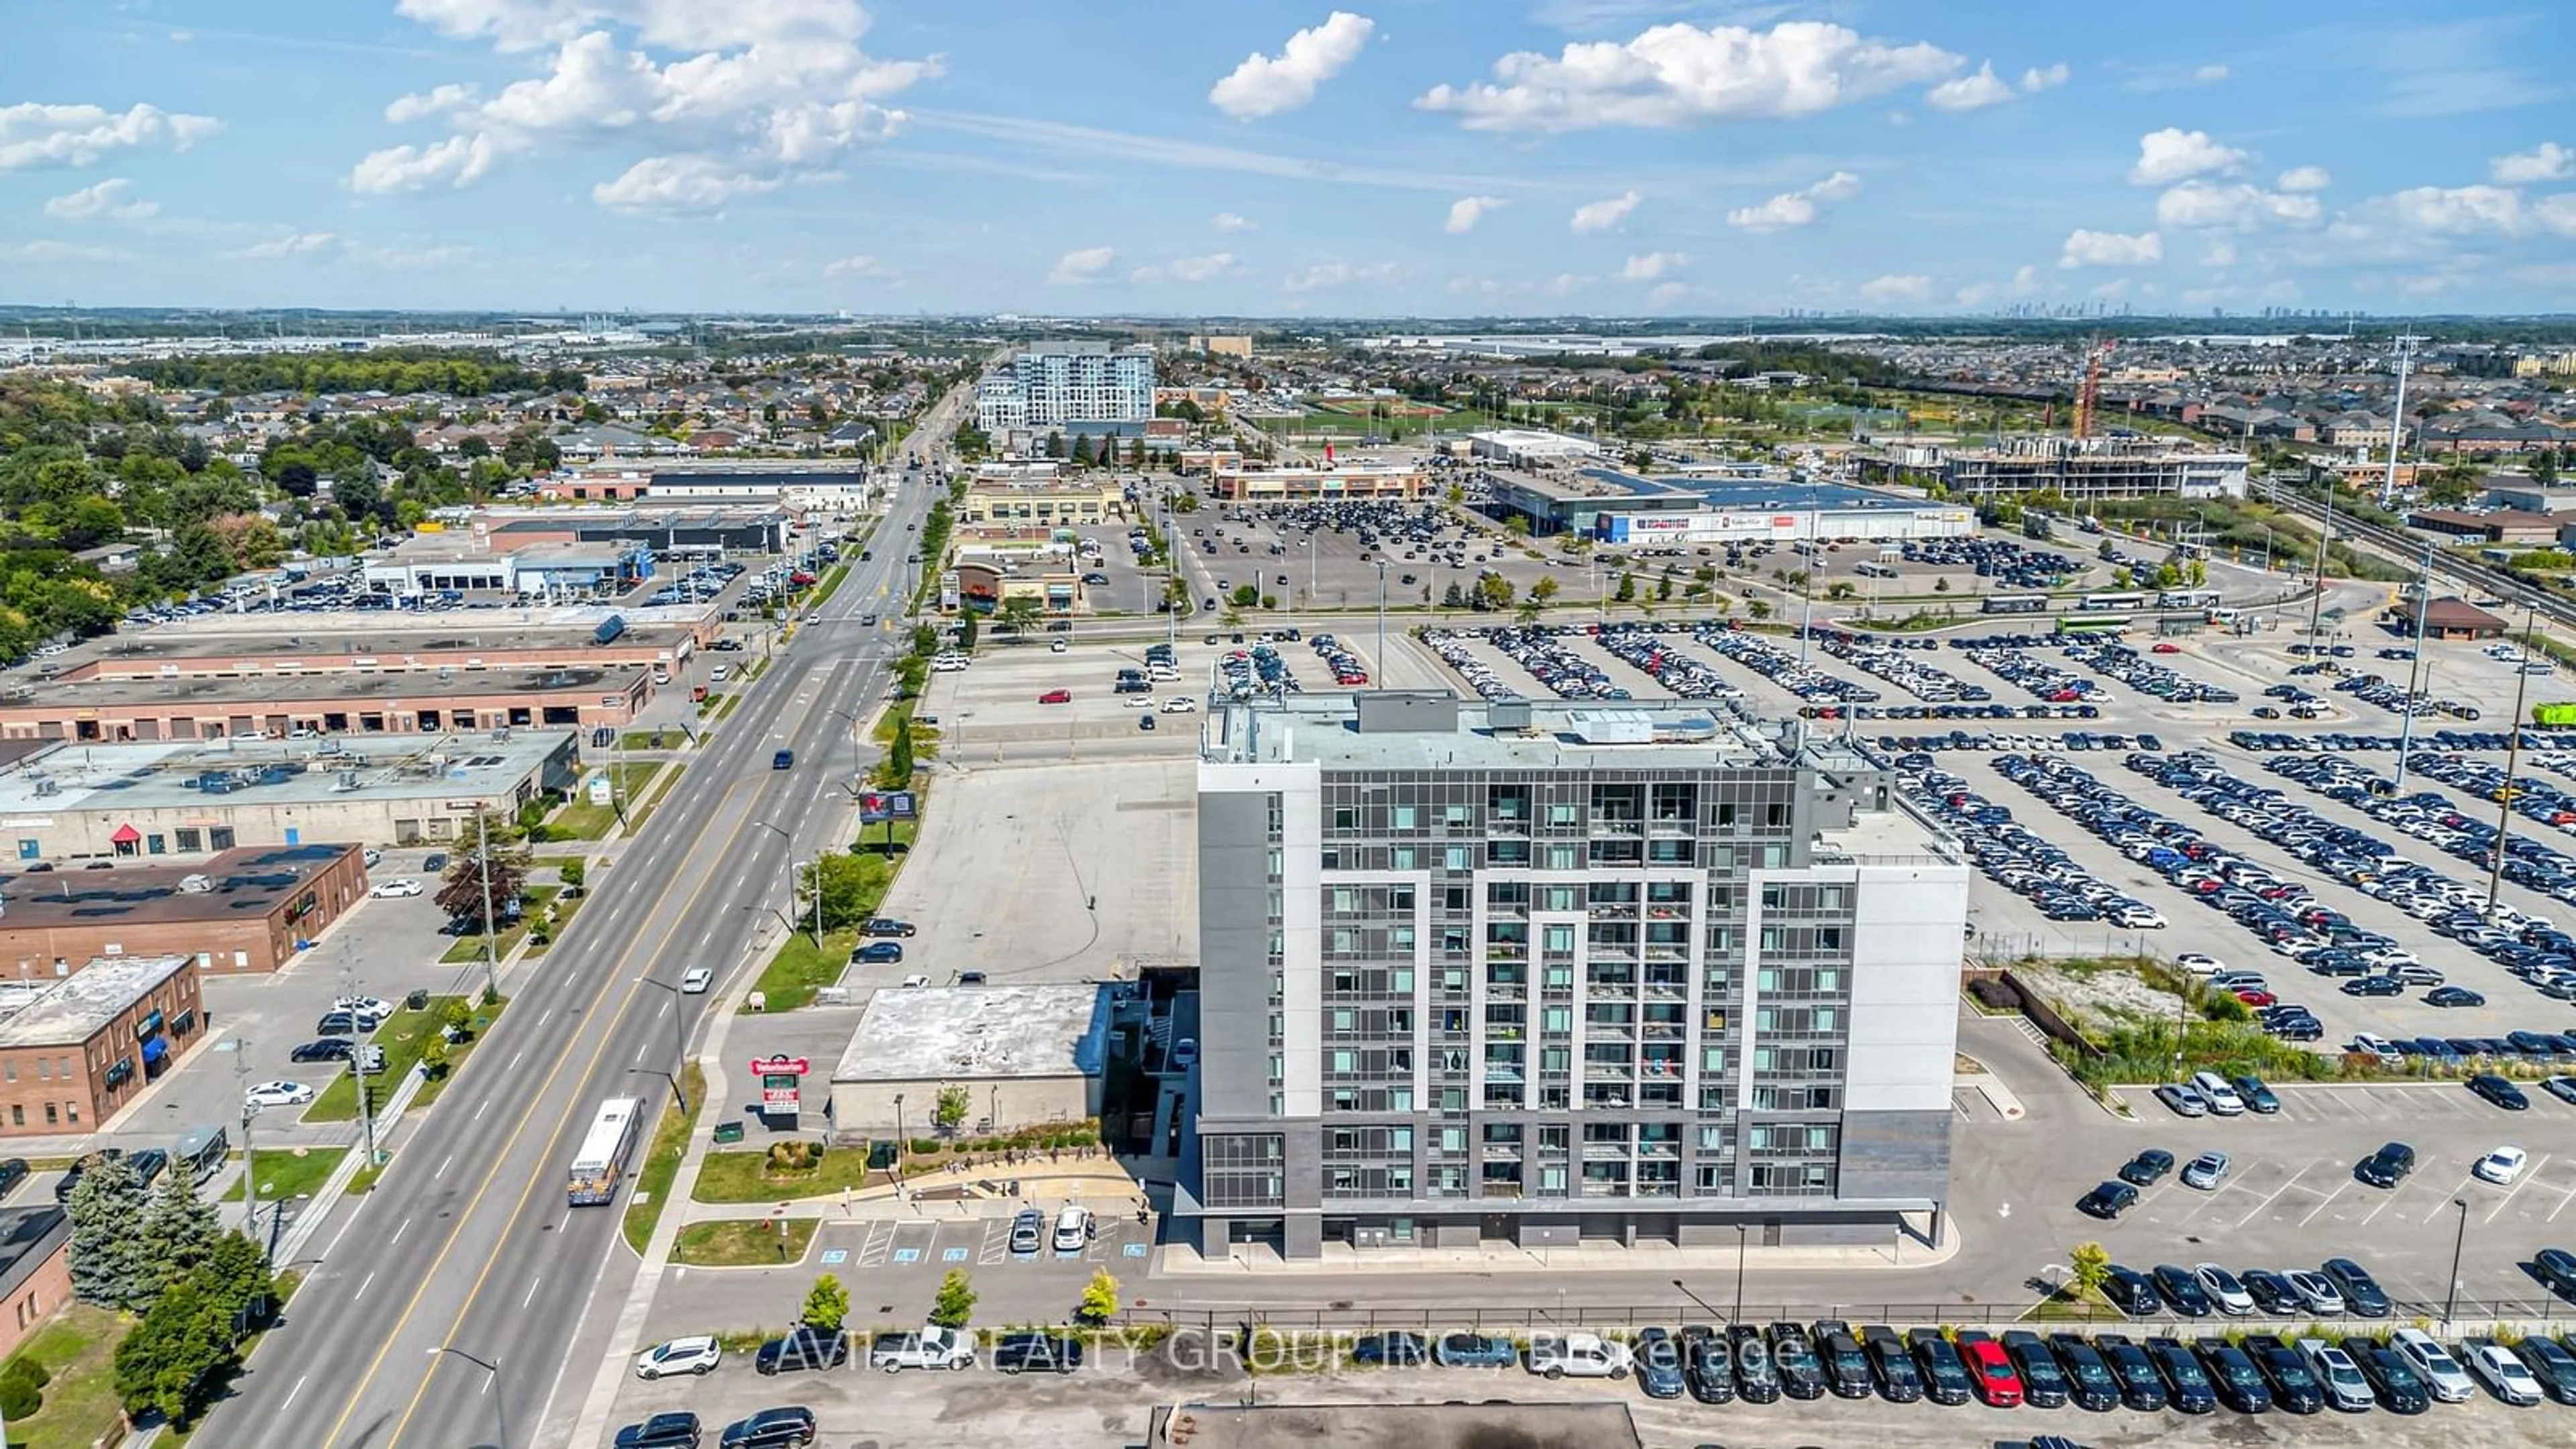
[1181,691,1969,1262]
[974,343,1156,437]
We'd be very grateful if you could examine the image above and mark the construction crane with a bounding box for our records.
[2072,335,2114,440]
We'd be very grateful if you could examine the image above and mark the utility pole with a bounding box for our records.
[2490,604,2538,914]
[476,811,499,1002]
[2303,476,2335,647]
[227,1039,263,1258]
[2377,333,2420,511]
[342,963,378,1171]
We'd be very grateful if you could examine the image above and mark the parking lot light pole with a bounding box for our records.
[2444,1196,2469,1326]
[2390,540,2436,797]
[425,1345,508,1449]
[1670,1277,1723,1322]
[2489,604,2538,914]
[1374,559,1389,684]
[219,1038,262,1258]
[1732,1223,1749,1324]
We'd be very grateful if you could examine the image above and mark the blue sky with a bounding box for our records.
[2,0,2572,316]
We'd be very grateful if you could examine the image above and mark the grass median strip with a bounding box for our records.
[302,994,501,1122]
[693,1146,879,1204]
[621,1061,707,1256]
[674,1218,818,1266]
[221,1144,347,1202]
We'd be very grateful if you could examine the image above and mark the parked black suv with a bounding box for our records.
[614,1412,702,1449]
[991,1333,1083,1375]
[753,1327,849,1375]
[717,1407,816,1449]
[2356,1141,2416,1187]
[291,1038,356,1063]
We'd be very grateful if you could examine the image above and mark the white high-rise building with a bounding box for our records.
[973,343,1156,437]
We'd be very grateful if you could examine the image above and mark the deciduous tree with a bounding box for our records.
[930,1269,977,1329]
[802,1273,850,1332]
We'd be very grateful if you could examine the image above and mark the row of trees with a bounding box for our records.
[125,350,583,398]
[796,1265,1120,1335]
[65,1155,276,1428]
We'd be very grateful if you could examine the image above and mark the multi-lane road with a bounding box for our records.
[211,403,964,1449]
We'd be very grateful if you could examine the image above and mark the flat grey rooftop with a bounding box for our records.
[1203,692,1796,772]
[17,665,638,708]
[831,983,1110,1083]
[0,730,574,814]
[0,954,188,1048]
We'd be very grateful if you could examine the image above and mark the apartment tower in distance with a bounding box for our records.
[973,342,1155,439]
[1179,691,1970,1262]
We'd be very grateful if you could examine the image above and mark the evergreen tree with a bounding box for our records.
[886,716,914,783]
[68,1157,151,1309]
[140,1167,221,1297]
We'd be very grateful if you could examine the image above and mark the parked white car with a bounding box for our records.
[369,879,423,898]
[633,1336,722,1379]
[1525,1332,1633,1381]
[899,974,931,989]
[2473,1145,2529,1185]
[2463,1338,2544,1406]
[333,996,396,1020]
[244,1081,315,1110]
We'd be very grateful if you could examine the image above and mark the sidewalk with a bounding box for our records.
[670,1156,1155,1226]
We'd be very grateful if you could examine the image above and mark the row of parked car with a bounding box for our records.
[1594,625,1741,701]
[1356,1313,2576,1415]
[2062,637,2239,704]
[1424,625,1626,701]
[1809,629,1989,703]
[1956,641,2105,704]
[2332,669,2474,720]
[2259,753,2576,1001]
[1895,759,2167,926]
[1897,537,2079,590]
[1692,624,1879,704]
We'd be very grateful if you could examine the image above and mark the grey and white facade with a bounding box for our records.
[1180,692,1968,1261]
[974,343,1156,438]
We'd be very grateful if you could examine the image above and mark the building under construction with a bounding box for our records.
[1858,435,2250,503]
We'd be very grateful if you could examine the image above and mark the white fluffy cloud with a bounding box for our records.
[822,254,885,278]
[2059,228,2163,267]
[1130,252,1236,284]
[1415,20,1962,131]
[2275,165,2331,193]
[2155,178,2322,231]
[1953,264,2045,306]
[2193,63,2231,83]
[590,154,781,212]
[1725,169,1860,231]
[1858,272,1933,303]
[2383,183,2575,237]
[1444,195,1509,233]
[0,102,220,171]
[2129,127,2249,186]
[41,178,158,222]
[1281,260,1400,292]
[1619,250,1689,280]
[2492,142,2573,184]
[2023,62,2070,93]
[1211,211,1256,232]
[1046,246,1118,285]
[1569,189,1642,232]
[1209,11,1375,120]
[240,231,341,260]
[1925,62,2015,113]
[356,1,941,210]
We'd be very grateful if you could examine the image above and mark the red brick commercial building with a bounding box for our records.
[0,844,368,977]
[0,664,649,743]
[0,953,203,1135]
[0,1208,72,1362]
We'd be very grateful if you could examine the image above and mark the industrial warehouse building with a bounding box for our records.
[0,845,368,976]
[0,954,205,1136]
[0,664,648,743]
[1183,692,1970,1262]
[0,731,578,859]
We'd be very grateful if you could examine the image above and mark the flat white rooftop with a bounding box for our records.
[832,983,1110,1083]
[0,955,188,1049]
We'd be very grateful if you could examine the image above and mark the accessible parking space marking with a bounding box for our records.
[978,1220,1012,1265]
[855,1220,896,1268]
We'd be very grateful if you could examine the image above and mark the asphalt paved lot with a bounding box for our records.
[600,1339,2576,1449]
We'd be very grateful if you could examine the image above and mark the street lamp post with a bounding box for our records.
[2489,604,2539,914]
[893,1091,908,1192]
[635,976,690,1114]
[753,821,799,937]
[1732,1223,1749,1324]
[475,810,499,1003]
[219,1038,262,1257]
[425,1345,509,1449]
[1374,559,1389,684]
[2444,1197,2469,1326]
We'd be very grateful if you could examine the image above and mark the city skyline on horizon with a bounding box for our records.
[2,1,2573,317]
